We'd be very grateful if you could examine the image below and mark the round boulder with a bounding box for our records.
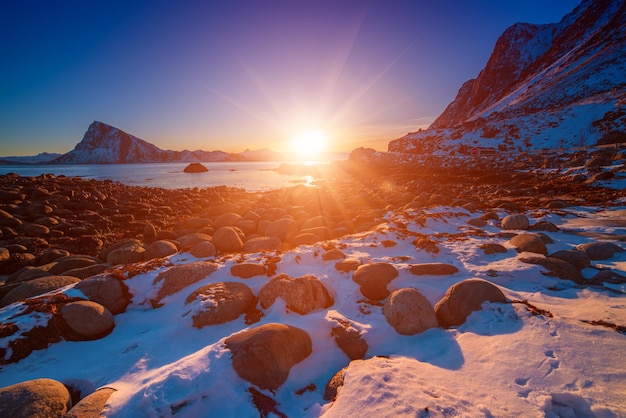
[151,261,218,305]
[264,218,298,242]
[352,262,398,300]
[225,323,312,390]
[576,242,624,260]
[185,282,256,327]
[0,378,72,417]
[65,387,116,418]
[0,275,80,307]
[60,300,115,339]
[243,236,282,253]
[384,288,438,335]
[501,214,530,230]
[144,240,178,260]
[409,263,459,276]
[510,233,548,255]
[212,227,244,253]
[75,274,131,314]
[549,249,591,270]
[434,278,507,328]
[231,263,266,279]
[258,273,334,314]
[190,241,217,258]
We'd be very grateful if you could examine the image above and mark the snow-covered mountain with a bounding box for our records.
[0,152,62,165]
[389,0,626,154]
[51,121,272,164]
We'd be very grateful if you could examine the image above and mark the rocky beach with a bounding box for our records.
[1,147,625,416]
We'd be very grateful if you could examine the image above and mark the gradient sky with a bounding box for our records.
[0,0,581,156]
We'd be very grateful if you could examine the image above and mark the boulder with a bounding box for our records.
[258,274,333,314]
[177,232,213,249]
[231,263,266,279]
[185,282,256,327]
[151,261,218,305]
[75,274,131,314]
[0,378,72,417]
[243,236,282,253]
[383,288,438,335]
[62,263,110,280]
[61,300,115,339]
[352,262,398,300]
[329,316,368,360]
[409,263,459,276]
[66,387,116,418]
[213,212,243,229]
[190,241,217,258]
[510,233,548,255]
[322,249,346,261]
[99,239,143,263]
[48,255,98,275]
[549,249,591,270]
[0,275,80,307]
[324,368,346,402]
[212,227,244,253]
[183,162,208,173]
[501,214,530,230]
[265,218,298,242]
[292,232,321,246]
[143,222,157,244]
[434,279,507,328]
[335,258,362,273]
[520,256,584,284]
[576,242,624,260]
[0,246,9,262]
[478,243,508,255]
[144,240,178,260]
[225,323,312,390]
[22,223,49,237]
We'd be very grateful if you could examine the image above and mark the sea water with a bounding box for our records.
[0,161,325,191]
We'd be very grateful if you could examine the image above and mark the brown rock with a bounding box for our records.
[212,227,244,253]
[75,274,131,314]
[243,236,282,253]
[510,233,548,255]
[225,323,312,390]
[258,274,333,314]
[384,288,438,335]
[330,317,368,360]
[324,367,346,402]
[151,261,218,305]
[434,279,507,328]
[66,387,116,418]
[0,275,80,307]
[0,378,71,417]
[189,241,217,258]
[144,240,178,260]
[520,256,584,284]
[409,263,459,276]
[352,262,398,300]
[231,263,266,279]
[185,282,256,327]
[501,214,529,230]
[60,300,115,339]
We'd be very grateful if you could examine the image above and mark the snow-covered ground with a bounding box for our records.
[1,202,626,417]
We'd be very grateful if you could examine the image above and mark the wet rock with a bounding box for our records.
[383,288,438,335]
[434,279,507,328]
[225,323,312,391]
[352,262,398,300]
[501,214,530,230]
[60,300,115,340]
[0,378,72,417]
[258,274,333,314]
[185,282,256,327]
[231,263,266,279]
[409,263,459,276]
[510,233,548,255]
[576,242,624,260]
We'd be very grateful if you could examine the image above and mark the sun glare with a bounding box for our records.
[290,130,329,161]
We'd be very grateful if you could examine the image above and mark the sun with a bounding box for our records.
[290,130,329,161]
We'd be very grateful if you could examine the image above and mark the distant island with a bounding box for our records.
[1,121,286,165]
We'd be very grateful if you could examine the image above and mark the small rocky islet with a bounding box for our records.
[1,147,625,416]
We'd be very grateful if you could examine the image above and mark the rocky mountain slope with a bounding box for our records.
[0,153,62,165]
[389,0,626,154]
[51,121,275,164]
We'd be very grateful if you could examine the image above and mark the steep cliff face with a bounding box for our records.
[52,121,246,164]
[391,0,626,153]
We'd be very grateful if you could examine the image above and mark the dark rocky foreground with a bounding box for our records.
[0,148,625,415]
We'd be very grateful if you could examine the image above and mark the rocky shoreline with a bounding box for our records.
[1,150,625,415]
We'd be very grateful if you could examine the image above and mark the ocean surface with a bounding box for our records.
[0,161,327,191]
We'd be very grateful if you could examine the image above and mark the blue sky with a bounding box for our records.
[0,0,581,156]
